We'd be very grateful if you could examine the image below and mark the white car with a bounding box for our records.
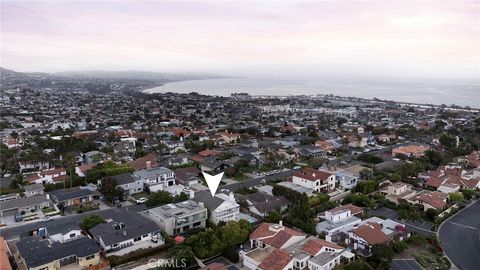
[135,197,148,204]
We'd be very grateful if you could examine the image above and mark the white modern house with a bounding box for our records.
[192,191,240,225]
[142,200,207,235]
[133,167,176,192]
[292,168,336,193]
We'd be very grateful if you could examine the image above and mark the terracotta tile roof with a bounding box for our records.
[201,263,228,270]
[352,223,391,245]
[300,238,343,256]
[293,167,333,182]
[0,237,12,270]
[334,204,363,216]
[251,223,305,249]
[129,153,157,171]
[52,174,69,182]
[250,223,278,239]
[416,192,446,210]
[25,174,41,183]
[198,149,221,157]
[258,248,293,270]
[40,168,66,176]
[78,163,96,172]
[425,176,445,188]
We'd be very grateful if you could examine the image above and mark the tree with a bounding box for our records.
[146,191,173,207]
[392,241,408,253]
[285,193,316,234]
[266,210,282,223]
[99,177,124,202]
[81,215,105,230]
[164,245,196,269]
[440,133,456,148]
[425,208,437,222]
[355,180,378,194]
[449,192,464,202]
[460,189,475,200]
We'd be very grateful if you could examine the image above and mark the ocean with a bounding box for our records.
[144,77,480,108]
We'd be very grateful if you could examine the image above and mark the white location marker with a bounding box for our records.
[202,171,224,196]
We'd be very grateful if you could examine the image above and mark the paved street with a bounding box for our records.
[0,204,146,240]
[0,170,295,241]
[439,199,480,270]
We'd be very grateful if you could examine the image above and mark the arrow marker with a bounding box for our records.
[202,171,224,196]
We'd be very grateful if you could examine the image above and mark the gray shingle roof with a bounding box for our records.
[16,235,101,268]
[0,195,51,211]
[89,209,160,246]
[192,191,224,210]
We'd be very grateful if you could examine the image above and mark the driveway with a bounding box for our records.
[439,199,480,270]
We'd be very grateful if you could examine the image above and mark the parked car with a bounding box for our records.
[39,216,53,223]
[135,197,148,204]
[14,213,23,222]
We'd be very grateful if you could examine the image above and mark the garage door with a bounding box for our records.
[1,208,18,217]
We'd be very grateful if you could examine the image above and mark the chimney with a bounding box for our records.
[229,192,235,201]
[122,230,127,237]
[279,220,283,227]
[146,161,152,169]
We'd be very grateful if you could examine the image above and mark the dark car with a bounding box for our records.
[14,213,23,222]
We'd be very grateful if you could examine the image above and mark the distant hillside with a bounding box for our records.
[57,70,226,82]
[0,67,227,93]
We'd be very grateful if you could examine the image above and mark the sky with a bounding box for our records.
[1,0,479,80]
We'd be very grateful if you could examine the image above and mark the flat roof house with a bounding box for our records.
[142,200,207,235]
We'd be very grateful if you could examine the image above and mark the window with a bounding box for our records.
[85,255,95,260]
[69,233,76,238]
[143,234,148,238]
[134,236,141,242]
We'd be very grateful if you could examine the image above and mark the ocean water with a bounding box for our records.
[144,77,480,107]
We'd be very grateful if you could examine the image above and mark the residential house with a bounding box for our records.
[244,222,349,270]
[19,161,49,173]
[75,163,96,177]
[89,209,162,253]
[292,168,336,193]
[49,188,98,207]
[142,200,207,235]
[193,191,240,225]
[200,157,225,174]
[133,167,176,193]
[39,168,68,184]
[316,204,363,239]
[24,183,44,197]
[107,173,144,195]
[175,166,201,186]
[379,182,417,204]
[392,145,430,158]
[345,217,409,256]
[0,195,52,216]
[129,153,157,171]
[43,220,83,243]
[237,192,289,219]
[411,191,448,212]
[14,235,104,270]
[0,237,12,270]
